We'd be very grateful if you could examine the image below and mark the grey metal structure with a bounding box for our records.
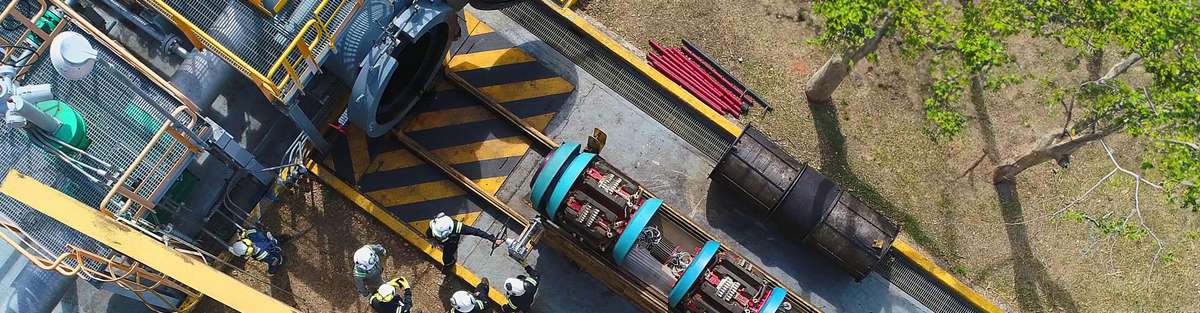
[0,1,221,310]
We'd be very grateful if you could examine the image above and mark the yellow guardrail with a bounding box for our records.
[143,0,360,105]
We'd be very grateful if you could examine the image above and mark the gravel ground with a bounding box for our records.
[578,0,1197,311]
[193,178,469,313]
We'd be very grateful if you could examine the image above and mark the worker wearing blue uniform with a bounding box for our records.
[228,228,286,275]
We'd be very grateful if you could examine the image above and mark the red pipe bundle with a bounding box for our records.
[646,39,748,117]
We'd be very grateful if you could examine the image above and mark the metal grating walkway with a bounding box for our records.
[0,18,194,268]
[877,252,980,313]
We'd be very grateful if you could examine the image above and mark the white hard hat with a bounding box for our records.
[450,290,476,312]
[49,31,97,81]
[503,277,526,297]
[228,241,248,257]
[376,283,397,300]
[431,214,454,239]
[354,246,379,271]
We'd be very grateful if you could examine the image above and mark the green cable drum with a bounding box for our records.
[35,100,89,151]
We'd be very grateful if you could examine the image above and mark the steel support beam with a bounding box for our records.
[0,170,300,313]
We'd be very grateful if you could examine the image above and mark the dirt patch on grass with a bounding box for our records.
[579,0,1197,311]
[194,178,467,312]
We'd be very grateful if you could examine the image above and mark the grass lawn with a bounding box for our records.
[576,0,1198,311]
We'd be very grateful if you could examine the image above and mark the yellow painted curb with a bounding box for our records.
[891,240,1005,313]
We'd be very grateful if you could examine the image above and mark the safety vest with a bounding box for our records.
[237,230,270,261]
[504,277,539,311]
[372,278,406,303]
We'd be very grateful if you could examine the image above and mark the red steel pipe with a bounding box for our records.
[652,54,715,112]
[665,48,739,116]
[652,40,731,112]
[649,39,745,116]
[652,54,732,115]
[649,54,727,114]
[680,46,751,111]
[656,53,734,115]
[670,48,742,115]
[657,48,738,115]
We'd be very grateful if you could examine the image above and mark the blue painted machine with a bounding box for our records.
[531,143,798,313]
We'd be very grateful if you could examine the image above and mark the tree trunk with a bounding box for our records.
[805,15,895,104]
[992,125,1121,183]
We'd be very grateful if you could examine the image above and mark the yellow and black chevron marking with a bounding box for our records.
[320,12,573,233]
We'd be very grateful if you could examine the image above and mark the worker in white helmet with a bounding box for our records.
[499,262,541,312]
[354,244,388,297]
[370,277,413,313]
[228,228,285,275]
[426,212,503,268]
[448,278,490,313]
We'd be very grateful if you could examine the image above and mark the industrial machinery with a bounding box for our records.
[0,0,220,311]
[710,126,901,280]
[142,0,527,149]
[531,142,797,313]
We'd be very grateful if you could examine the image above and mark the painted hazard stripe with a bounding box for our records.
[448,48,536,72]
[367,176,507,208]
[464,11,494,36]
[477,77,574,103]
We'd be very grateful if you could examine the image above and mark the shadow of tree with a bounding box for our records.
[969,72,1080,312]
[995,181,1080,313]
[807,101,957,259]
[970,77,1002,164]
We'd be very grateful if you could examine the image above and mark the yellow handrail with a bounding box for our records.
[0,0,68,78]
[98,106,204,219]
[146,0,281,96]
[145,0,360,105]
[0,170,301,313]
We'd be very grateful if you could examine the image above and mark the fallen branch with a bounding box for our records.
[1100,140,1164,190]
[1005,167,1117,225]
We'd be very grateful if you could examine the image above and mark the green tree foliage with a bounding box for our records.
[812,0,949,60]
[813,0,1198,210]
